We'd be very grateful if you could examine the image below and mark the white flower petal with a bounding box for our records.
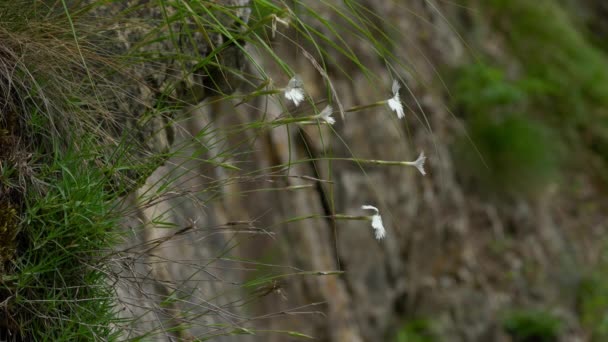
[285,88,305,106]
[317,105,335,125]
[361,204,379,214]
[284,75,305,107]
[387,80,405,119]
[387,94,404,119]
[414,151,426,176]
[392,79,401,96]
[371,215,386,240]
[361,204,385,240]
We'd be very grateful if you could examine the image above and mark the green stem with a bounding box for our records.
[282,214,370,224]
[270,116,329,126]
[336,158,419,166]
[344,100,386,113]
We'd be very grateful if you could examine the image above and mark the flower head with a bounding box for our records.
[284,75,305,107]
[413,151,426,176]
[316,105,335,125]
[361,205,386,240]
[387,80,404,119]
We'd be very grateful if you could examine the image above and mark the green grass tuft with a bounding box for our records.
[6,144,124,340]
[503,309,562,342]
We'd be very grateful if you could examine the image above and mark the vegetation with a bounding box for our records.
[7,147,123,340]
[449,0,608,195]
[578,272,608,341]
[394,319,436,342]
[503,309,562,342]
[451,64,560,196]
[480,0,608,174]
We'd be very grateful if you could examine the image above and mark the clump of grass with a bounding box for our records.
[503,309,562,342]
[6,146,123,340]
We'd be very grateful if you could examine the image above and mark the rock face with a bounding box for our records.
[86,0,253,195]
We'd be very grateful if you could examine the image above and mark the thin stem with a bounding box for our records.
[332,214,370,221]
[270,116,331,126]
[280,214,371,225]
[336,158,420,167]
[344,100,386,113]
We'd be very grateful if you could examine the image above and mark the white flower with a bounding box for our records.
[387,79,404,119]
[412,151,426,176]
[361,205,386,240]
[399,151,427,175]
[315,105,335,125]
[284,75,305,107]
